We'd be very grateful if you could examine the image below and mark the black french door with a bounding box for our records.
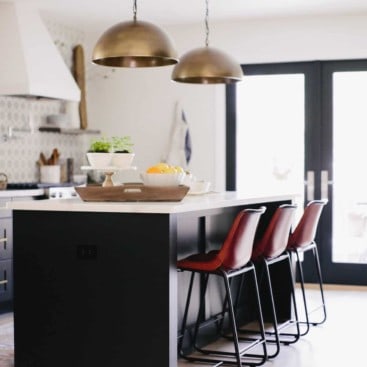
[227,60,367,285]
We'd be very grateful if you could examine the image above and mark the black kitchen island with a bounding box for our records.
[8,192,297,367]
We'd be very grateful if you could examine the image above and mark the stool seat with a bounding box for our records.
[177,250,221,272]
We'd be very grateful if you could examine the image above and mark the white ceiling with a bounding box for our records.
[6,0,367,32]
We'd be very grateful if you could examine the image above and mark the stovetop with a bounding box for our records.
[7,182,75,190]
[0,182,45,201]
[4,182,78,199]
[6,182,40,190]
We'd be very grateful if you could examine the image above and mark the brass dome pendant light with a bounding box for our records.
[172,0,243,84]
[92,0,178,67]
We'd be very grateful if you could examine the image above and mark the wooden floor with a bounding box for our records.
[178,284,367,366]
[0,284,366,367]
[0,311,13,367]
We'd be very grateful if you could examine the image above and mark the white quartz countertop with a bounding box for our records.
[0,189,44,198]
[7,191,299,214]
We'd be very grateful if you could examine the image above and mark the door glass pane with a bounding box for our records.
[236,74,305,209]
[333,71,367,264]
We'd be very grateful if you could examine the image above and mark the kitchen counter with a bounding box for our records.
[10,191,297,367]
[0,188,44,199]
[7,191,297,213]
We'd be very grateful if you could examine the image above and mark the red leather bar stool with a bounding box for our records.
[238,204,300,358]
[286,199,328,336]
[177,207,268,367]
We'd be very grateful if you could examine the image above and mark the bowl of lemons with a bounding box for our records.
[141,163,186,186]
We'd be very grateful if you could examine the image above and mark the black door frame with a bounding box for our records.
[226,61,322,193]
[320,59,367,284]
[226,59,367,285]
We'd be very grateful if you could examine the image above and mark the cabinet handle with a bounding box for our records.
[0,280,8,285]
[0,238,7,243]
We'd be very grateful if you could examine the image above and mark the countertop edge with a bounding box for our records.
[0,189,45,198]
[6,191,300,214]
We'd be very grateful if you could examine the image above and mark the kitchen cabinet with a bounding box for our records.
[0,192,45,312]
[0,209,12,311]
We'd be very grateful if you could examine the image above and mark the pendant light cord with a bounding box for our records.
[133,0,137,21]
[205,0,209,47]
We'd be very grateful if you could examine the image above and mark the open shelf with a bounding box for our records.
[38,127,100,135]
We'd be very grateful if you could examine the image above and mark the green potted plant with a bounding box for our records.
[110,136,135,168]
[86,137,113,167]
[111,136,133,153]
[89,137,112,153]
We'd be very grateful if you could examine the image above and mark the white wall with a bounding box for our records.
[84,14,367,190]
[207,14,367,63]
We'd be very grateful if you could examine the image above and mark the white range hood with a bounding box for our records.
[0,2,80,101]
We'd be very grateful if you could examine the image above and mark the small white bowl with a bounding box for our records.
[111,153,135,168]
[140,172,185,187]
[182,172,195,186]
[86,152,113,168]
[188,180,211,195]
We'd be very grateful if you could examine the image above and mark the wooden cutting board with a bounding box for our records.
[73,44,88,129]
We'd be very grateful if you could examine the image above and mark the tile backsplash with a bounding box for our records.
[0,19,94,183]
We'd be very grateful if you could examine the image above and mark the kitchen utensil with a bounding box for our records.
[73,44,88,129]
[0,173,7,190]
[39,153,47,166]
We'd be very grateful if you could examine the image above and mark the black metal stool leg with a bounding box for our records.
[178,272,195,355]
[193,274,210,353]
[262,260,281,358]
[222,273,242,367]
[286,255,301,343]
[294,245,327,332]
[247,266,268,363]
[294,250,311,336]
[312,246,327,325]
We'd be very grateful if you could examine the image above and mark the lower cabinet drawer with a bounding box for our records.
[0,260,12,303]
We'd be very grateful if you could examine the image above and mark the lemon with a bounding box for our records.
[146,162,182,174]
[146,166,161,173]
[147,162,170,173]
[155,162,169,171]
[164,166,177,174]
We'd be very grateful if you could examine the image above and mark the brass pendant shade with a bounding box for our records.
[92,20,178,68]
[172,46,243,84]
[171,0,242,84]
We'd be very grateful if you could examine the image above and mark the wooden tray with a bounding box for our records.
[75,184,190,202]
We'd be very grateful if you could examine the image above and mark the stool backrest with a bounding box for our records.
[219,207,266,270]
[252,204,297,260]
[287,199,328,249]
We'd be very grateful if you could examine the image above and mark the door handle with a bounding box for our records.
[321,170,332,199]
[305,170,315,201]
